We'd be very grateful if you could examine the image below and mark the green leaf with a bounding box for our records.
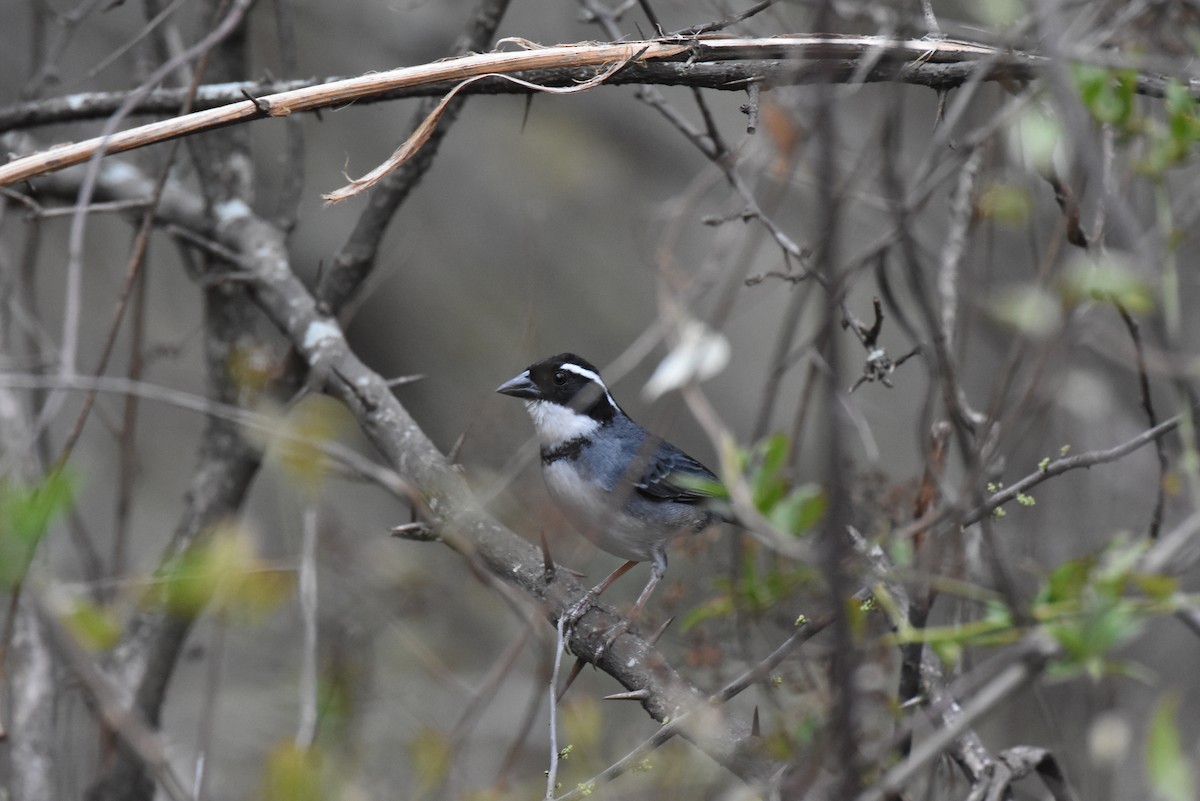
[410,727,452,791]
[5,470,74,545]
[750,434,790,510]
[1060,255,1153,313]
[272,395,351,494]
[888,537,913,568]
[977,183,1031,226]
[1073,65,1138,128]
[161,525,292,619]
[262,742,326,801]
[1132,573,1178,603]
[1037,556,1093,606]
[671,471,726,499]
[0,471,76,586]
[1147,695,1195,801]
[767,484,826,536]
[681,595,734,632]
[1093,537,1148,594]
[61,598,122,651]
[930,639,962,667]
[1164,81,1196,117]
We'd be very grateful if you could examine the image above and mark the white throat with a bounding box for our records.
[525,400,600,446]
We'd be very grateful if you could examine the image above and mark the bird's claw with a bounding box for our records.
[592,619,630,662]
[561,589,599,635]
[559,591,632,662]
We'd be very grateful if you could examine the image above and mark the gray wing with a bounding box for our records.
[634,439,722,505]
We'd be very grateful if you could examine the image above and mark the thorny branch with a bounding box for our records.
[0,36,1063,188]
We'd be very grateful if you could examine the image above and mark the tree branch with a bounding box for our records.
[203,192,779,784]
[0,36,1049,186]
[964,414,1183,526]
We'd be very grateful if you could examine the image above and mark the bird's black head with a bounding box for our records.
[496,353,618,421]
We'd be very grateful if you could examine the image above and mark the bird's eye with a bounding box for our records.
[552,371,567,386]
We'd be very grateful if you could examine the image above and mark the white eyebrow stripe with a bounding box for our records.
[560,362,617,408]
[559,363,604,386]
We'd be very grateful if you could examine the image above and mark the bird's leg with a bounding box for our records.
[562,559,638,630]
[595,549,667,660]
[628,550,667,622]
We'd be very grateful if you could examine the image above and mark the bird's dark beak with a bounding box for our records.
[496,370,540,400]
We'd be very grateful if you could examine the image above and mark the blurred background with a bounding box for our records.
[3,0,1200,799]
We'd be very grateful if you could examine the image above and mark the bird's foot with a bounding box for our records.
[592,619,631,662]
[559,591,634,662]
[561,588,600,634]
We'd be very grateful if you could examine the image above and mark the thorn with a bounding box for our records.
[556,657,586,702]
[933,88,949,129]
[239,88,271,115]
[604,689,650,701]
[390,522,437,541]
[895,346,921,367]
[751,706,761,737]
[540,531,555,580]
[520,94,533,133]
[447,429,468,465]
[384,374,425,387]
[647,615,675,646]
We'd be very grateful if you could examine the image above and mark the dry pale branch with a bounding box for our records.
[322,55,634,203]
[0,36,1034,188]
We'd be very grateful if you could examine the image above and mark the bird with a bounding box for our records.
[496,352,727,632]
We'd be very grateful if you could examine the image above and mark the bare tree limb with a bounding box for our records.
[0,36,1047,187]
[0,54,1042,134]
[190,189,779,784]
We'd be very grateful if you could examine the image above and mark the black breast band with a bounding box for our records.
[542,438,584,464]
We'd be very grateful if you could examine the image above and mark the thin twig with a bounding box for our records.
[545,618,567,800]
[192,616,226,801]
[963,414,1183,526]
[672,0,783,35]
[1114,302,1167,540]
[294,504,320,749]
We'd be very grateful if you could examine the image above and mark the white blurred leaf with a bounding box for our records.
[643,321,730,400]
[1008,108,1065,175]
[990,284,1062,338]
